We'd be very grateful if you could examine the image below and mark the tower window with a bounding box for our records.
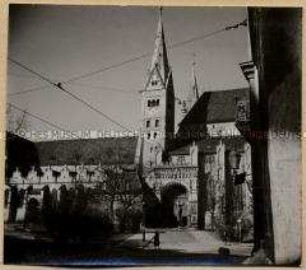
[151,80,158,86]
[147,133,151,139]
[153,132,158,139]
[147,99,160,108]
[146,120,150,128]
[155,119,159,127]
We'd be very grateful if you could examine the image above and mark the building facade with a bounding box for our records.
[139,10,253,239]
[5,136,142,230]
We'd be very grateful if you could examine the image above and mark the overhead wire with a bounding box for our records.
[8,58,131,132]
[8,19,247,97]
[7,103,81,139]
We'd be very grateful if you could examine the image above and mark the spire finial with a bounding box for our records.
[192,53,196,72]
[191,53,197,82]
[145,5,169,89]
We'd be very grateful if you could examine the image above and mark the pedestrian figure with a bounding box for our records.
[140,222,146,241]
[153,231,160,249]
[178,206,183,227]
[142,228,146,242]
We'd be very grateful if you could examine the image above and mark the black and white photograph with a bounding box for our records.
[2,3,302,266]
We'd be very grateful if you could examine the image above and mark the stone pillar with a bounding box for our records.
[197,153,207,230]
[240,60,274,259]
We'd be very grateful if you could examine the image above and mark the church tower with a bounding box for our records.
[181,59,200,115]
[140,8,175,168]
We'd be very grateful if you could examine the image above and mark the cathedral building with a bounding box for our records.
[5,8,253,240]
[140,9,253,238]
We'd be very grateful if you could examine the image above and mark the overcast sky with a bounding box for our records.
[7,5,250,139]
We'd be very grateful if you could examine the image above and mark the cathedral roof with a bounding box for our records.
[169,88,249,150]
[35,136,138,167]
[179,87,249,129]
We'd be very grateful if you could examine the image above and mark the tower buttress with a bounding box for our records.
[140,7,175,168]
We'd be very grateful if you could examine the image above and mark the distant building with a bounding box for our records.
[5,136,141,227]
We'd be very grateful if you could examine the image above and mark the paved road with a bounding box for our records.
[4,228,253,266]
[119,228,252,256]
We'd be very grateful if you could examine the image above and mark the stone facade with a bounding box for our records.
[5,163,139,223]
[138,10,253,236]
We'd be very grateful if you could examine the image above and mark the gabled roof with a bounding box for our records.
[179,88,249,129]
[168,88,249,151]
[35,136,138,167]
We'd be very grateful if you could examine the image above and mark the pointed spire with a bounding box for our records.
[148,6,170,84]
[191,57,200,100]
[182,56,200,115]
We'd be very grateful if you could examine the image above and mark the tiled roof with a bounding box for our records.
[35,136,138,166]
[6,133,139,177]
[168,88,249,151]
[179,88,249,129]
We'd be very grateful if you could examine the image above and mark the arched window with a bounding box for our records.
[151,80,159,86]
[146,120,150,128]
[155,119,160,127]
[147,133,151,140]
[153,132,158,139]
[156,99,160,106]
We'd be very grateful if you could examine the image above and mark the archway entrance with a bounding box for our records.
[160,183,188,228]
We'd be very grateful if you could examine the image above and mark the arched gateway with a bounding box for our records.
[160,183,188,227]
[146,165,199,228]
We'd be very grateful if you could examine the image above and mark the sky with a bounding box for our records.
[7,5,250,140]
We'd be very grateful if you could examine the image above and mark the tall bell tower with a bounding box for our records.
[140,7,175,168]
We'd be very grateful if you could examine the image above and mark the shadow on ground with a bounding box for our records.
[4,235,248,266]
